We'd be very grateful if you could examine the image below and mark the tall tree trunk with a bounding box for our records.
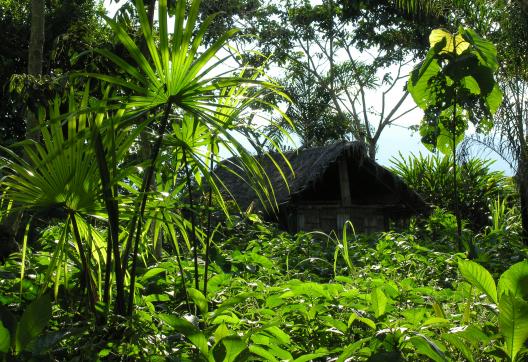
[26,0,45,141]
[147,0,156,25]
[517,156,528,245]
[8,0,46,247]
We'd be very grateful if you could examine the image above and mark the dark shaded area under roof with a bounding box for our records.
[215,141,428,217]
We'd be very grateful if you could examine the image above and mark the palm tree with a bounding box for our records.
[0,91,125,311]
[1,0,291,318]
[85,0,290,315]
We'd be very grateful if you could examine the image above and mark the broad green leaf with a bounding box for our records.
[249,345,278,362]
[212,314,240,325]
[486,83,503,115]
[408,58,442,110]
[251,333,271,346]
[15,294,52,354]
[144,294,170,303]
[214,323,230,343]
[222,336,247,362]
[139,267,166,281]
[431,111,467,156]
[409,335,447,362]
[458,259,498,304]
[0,321,10,354]
[422,317,451,327]
[263,326,290,345]
[268,344,293,361]
[462,28,499,71]
[348,313,376,330]
[461,76,480,95]
[187,288,208,315]
[499,294,528,361]
[458,325,491,344]
[206,273,232,295]
[429,29,452,49]
[321,316,348,333]
[337,339,370,362]
[498,260,528,301]
[432,300,446,318]
[158,314,208,356]
[371,287,388,318]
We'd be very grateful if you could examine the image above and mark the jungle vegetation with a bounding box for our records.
[0,0,527,360]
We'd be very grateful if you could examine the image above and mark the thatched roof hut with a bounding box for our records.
[215,141,428,234]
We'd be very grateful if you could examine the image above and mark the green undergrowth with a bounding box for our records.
[0,214,527,361]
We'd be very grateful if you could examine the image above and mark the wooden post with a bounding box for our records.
[338,157,351,206]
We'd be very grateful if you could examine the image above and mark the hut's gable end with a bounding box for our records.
[293,156,402,206]
[215,142,428,235]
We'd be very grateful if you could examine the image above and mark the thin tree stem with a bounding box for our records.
[452,89,463,251]
[127,101,172,316]
[203,139,216,297]
[70,213,96,312]
[92,126,125,315]
[163,215,192,313]
[183,146,200,291]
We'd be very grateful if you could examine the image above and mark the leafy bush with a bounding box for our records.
[1,216,527,361]
[391,153,512,231]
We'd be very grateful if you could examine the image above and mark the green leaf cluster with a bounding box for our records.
[408,27,502,154]
[458,259,528,361]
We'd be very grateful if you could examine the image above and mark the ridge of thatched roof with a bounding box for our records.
[214,141,427,215]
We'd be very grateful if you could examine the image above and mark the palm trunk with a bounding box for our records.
[92,127,125,315]
[183,147,200,291]
[70,213,96,312]
[126,101,172,315]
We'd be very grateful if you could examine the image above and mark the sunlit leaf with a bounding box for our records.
[499,294,528,361]
[187,288,209,315]
[409,335,448,362]
[429,29,469,55]
[158,314,208,356]
[222,336,247,362]
[498,261,528,301]
[458,259,498,304]
[371,287,388,318]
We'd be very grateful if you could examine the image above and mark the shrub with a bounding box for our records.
[391,153,512,231]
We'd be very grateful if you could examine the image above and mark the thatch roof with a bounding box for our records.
[214,141,428,215]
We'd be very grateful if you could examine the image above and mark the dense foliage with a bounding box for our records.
[0,0,111,146]
[1,0,527,361]
[391,153,511,231]
[0,215,527,360]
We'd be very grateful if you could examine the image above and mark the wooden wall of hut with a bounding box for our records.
[280,203,390,235]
